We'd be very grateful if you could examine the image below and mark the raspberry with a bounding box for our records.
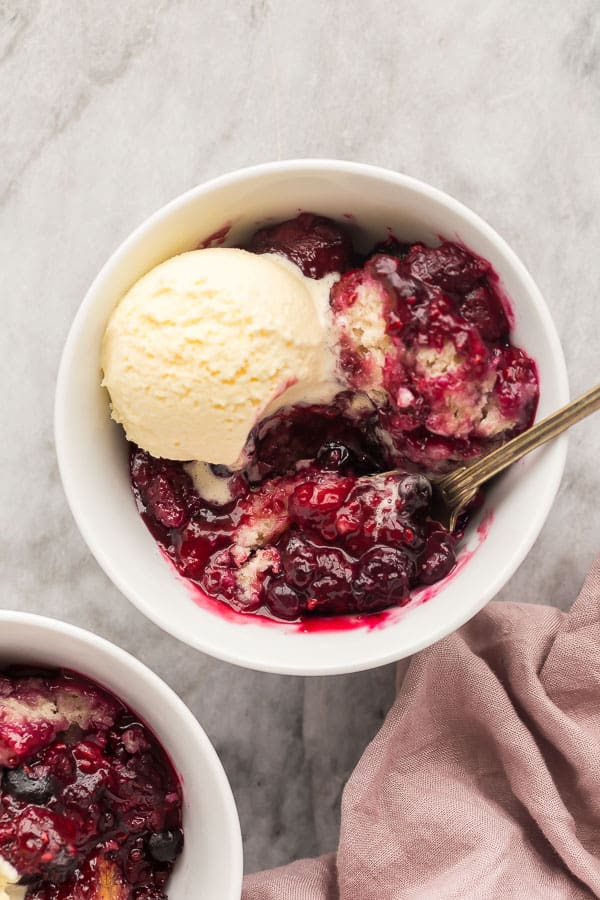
[129,448,193,529]
[493,347,538,420]
[329,269,364,313]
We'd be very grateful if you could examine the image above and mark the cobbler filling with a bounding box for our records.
[0,667,183,898]
[128,214,539,621]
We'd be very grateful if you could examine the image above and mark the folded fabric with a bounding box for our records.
[243,555,600,899]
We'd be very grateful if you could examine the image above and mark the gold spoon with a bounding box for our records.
[419,383,600,531]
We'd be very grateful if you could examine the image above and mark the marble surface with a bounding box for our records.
[1,0,599,877]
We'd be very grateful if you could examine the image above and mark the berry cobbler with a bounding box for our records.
[101,213,539,622]
[0,667,183,898]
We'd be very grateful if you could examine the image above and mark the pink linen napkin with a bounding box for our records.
[243,555,600,899]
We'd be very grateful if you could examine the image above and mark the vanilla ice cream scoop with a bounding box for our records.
[101,248,339,465]
[0,857,23,900]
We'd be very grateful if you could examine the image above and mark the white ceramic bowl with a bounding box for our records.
[0,611,243,899]
[55,160,569,675]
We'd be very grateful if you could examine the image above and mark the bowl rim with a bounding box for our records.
[54,158,569,675]
[0,609,244,895]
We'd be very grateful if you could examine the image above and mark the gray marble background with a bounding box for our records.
[1,0,599,877]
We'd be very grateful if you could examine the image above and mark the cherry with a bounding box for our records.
[309,548,355,612]
[419,532,457,584]
[353,546,412,609]
[280,534,318,590]
[264,578,302,621]
[10,807,77,876]
[407,242,489,293]
[176,523,227,579]
[248,212,354,279]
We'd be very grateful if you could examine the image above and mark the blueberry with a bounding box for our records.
[369,238,411,260]
[209,464,234,478]
[316,442,352,471]
[99,811,116,832]
[2,767,58,804]
[397,474,432,513]
[147,828,184,863]
[281,535,318,589]
[264,578,301,621]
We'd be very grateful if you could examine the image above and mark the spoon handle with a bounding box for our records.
[439,383,600,506]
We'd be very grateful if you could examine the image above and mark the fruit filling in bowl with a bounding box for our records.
[0,667,183,899]
[102,214,539,622]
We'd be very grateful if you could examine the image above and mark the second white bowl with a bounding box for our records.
[0,612,243,899]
